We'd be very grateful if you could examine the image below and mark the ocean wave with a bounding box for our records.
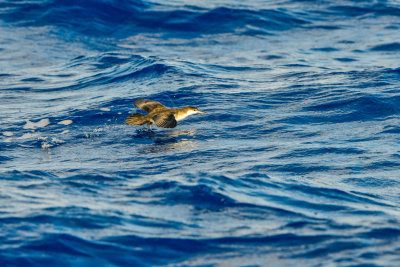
[328,3,400,17]
[2,228,397,266]
[0,0,308,37]
[370,42,400,52]
[0,53,167,92]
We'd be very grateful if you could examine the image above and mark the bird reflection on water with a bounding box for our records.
[132,128,198,153]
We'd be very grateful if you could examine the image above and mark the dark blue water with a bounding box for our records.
[1,0,400,266]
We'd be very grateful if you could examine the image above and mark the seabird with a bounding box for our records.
[125,98,205,130]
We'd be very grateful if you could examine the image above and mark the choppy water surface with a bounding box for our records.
[1,0,400,266]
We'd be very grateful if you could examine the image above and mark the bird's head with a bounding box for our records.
[184,106,206,115]
[174,106,206,122]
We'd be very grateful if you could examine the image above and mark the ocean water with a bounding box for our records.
[1,0,400,266]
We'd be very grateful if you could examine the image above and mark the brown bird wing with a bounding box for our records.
[134,99,169,114]
[152,112,177,128]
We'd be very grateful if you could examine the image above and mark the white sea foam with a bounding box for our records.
[41,142,52,149]
[100,108,111,111]
[58,120,73,125]
[51,137,64,143]
[23,118,50,129]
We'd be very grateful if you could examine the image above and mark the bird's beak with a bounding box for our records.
[198,110,206,114]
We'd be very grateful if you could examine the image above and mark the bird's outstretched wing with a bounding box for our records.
[134,99,169,114]
[152,112,177,128]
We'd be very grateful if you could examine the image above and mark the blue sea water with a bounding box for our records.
[1,0,400,265]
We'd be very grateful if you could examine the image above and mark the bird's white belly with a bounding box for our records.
[174,113,189,121]
[174,110,197,121]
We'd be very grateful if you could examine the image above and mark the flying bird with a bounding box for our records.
[125,99,205,130]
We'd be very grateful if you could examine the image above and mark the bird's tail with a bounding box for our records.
[125,113,150,125]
